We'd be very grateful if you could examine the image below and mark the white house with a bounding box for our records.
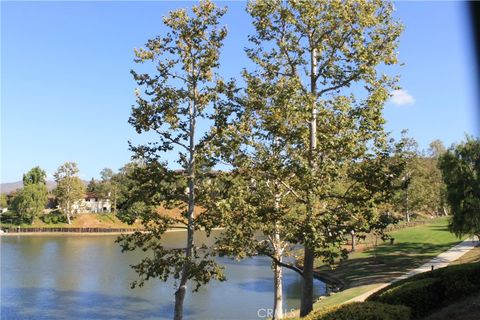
[72,192,111,214]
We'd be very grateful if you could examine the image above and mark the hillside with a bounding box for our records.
[0,180,88,194]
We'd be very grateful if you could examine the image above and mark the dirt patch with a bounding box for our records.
[72,215,116,227]
[156,205,204,221]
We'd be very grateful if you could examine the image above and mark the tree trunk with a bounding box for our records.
[272,200,283,320]
[405,180,410,222]
[174,282,187,320]
[300,42,317,318]
[113,191,117,214]
[66,185,72,224]
[174,189,194,320]
[300,246,314,317]
[351,230,356,252]
[174,95,196,320]
[66,202,72,224]
[273,257,283,319]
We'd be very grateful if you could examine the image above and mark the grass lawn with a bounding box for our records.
[315,217,463,287]
[286,217,466,318]
[312,284,380,309]
[449,245,480,265]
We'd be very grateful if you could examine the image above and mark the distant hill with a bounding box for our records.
[1,180,88,194]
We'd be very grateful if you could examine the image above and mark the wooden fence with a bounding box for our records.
[1,227,141,233]
[2,219,430,236]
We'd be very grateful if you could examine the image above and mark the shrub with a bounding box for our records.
[370,278,442,318]
[368,262,480,318]
[40,210,67,224]
[307,302,411,320]
[0,210,22,224]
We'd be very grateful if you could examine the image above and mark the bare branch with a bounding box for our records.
[265,253,304,276]
[155,129,189,150]
[317,70,362,97]
[278,179,307,204]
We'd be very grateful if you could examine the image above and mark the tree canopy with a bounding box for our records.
[10,167,48,224]
[23,166,47,185]
[244,0,403,315]
[118,1,230,319]
[439,137,480,239]
[53,162,85,224]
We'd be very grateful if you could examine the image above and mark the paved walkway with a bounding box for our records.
[348,237,479,302]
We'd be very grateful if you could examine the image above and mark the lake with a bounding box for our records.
[1,232,325,319]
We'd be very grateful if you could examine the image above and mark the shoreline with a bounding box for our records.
[0,231,137,236]
[0,227,224,236]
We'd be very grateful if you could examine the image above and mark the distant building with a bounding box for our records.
[72,192,111,214]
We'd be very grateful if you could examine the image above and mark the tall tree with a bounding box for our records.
[397,132,418,222]
[428,139,446,158]
[207,74,304,319]
[426,139,448,216]
[112,162,139,213]
[23,166,47,185]
[392,138,448,219]
[118,2,229,319]
[86,178,100,193]
[53,162,85,224]
[98,168,119,213]
[11,167,48,224]
[0,194,7,209]
[246,0,403,315]
[439,137,480,239]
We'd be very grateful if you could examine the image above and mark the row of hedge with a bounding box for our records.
[40,211,68,224]
[305,261,479,320]
[0,210,66,225]
[306,302,410,320]
[367,262,480,319]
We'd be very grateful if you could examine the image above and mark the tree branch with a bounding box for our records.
[155,129,189,150]
[265,253,304,277]
[278,179,307,204]
[317,70,362,97]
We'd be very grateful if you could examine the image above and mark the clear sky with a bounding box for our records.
[1,1,478,183]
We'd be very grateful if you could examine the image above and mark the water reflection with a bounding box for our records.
[1,233,325,319]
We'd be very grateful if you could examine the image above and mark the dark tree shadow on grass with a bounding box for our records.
[316,241,462,287]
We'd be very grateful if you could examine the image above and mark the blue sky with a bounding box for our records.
[1,1,478,183]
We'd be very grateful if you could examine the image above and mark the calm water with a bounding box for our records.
[1,232,325,320]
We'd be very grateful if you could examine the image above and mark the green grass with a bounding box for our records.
[313,284,380,309]
[316,217,464,287]
[0,213,139,229]
[449,246,480,266]
[284,217,466,318]
[96,213,117,223]
[0,222,36,228]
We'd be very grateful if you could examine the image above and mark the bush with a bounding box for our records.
[40,210,67,224]
[0,210,22,224]
[307,302,411,320]
[369,278,442,318]
[368,262,480,318]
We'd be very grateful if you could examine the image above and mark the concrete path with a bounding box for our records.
[347,237,479,303]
